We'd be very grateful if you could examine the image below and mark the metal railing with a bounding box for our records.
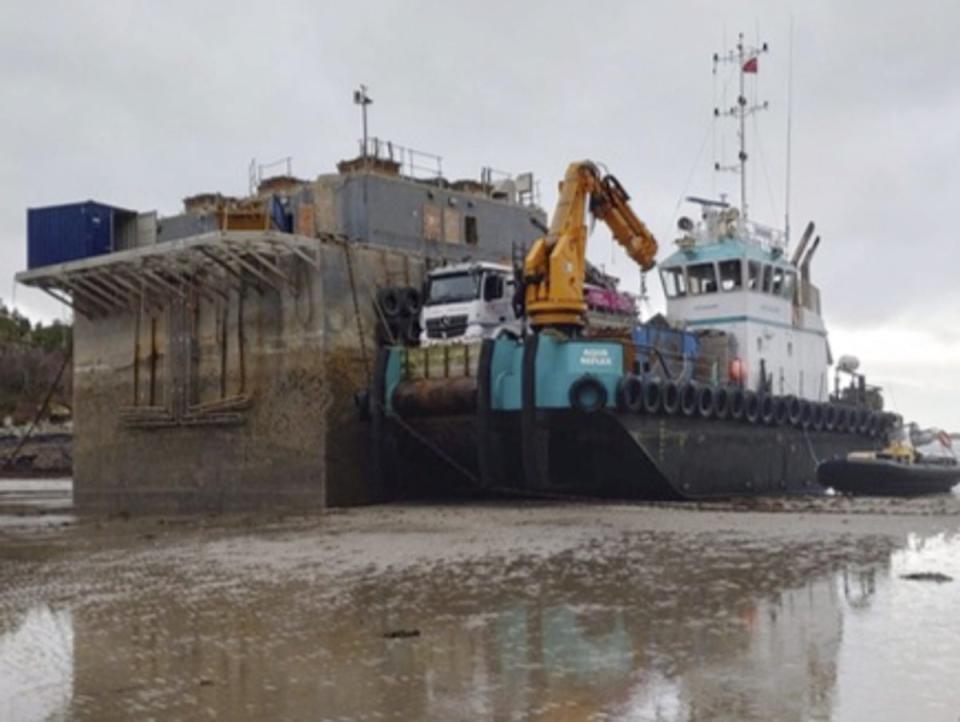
[359,137,443,179]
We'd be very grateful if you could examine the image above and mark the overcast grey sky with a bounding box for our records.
[1,0,957,428]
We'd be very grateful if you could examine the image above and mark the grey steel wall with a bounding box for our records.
[327,172,545,262]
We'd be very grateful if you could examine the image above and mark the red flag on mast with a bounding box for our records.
[743,57,758,73]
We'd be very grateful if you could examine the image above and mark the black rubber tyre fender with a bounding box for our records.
[760,394,776,425]
[714,386,731,420]
[835,406,849,433]
[403,320,421,346]
[785,395,801,426]
[847,408,861,434]
[697,385,717,419]
[376,287,402,318]
[811,402,825,431]
[729,388,745,421]
[661,380,681,415]
[400,286,422,316]
[773,396,789,426]
[642,378,663,414]
[743,390,761,424]
[679,381,699,417]
[569,375,608,414]
[824,404,838,431]
[616,375,644,413]
[798,399,813,429]
[867,413,880,437]
[858,409,872,435]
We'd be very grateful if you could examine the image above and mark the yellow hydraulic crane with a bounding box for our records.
[522,161,658,330]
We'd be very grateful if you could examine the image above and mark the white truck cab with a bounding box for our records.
[420,262,521,345]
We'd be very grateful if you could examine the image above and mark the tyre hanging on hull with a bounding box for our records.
[743,391,760,423]
[617,375,644,413]
[569,375,608,414]
[680,381,699,417]
[697,385,716,419]
[642,379,663,414]
[661,380,681,415]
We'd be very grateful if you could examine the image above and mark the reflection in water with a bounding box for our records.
[0,606,73,722]
[834,532,960,721]
[0,505,958,721]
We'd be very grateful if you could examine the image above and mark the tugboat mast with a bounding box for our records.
[713,33,769,223]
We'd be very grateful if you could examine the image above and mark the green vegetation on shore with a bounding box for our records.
[0,301,71,424]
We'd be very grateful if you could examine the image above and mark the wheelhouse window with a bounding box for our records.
[661,266,687,298]
[687,263,718,295]
[718,260,743,292]
[747,261,762,291]
[761,265,773,293]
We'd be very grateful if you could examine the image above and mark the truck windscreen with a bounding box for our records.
[426,273,479,305]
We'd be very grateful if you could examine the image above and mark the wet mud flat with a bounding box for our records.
[2,482,960,721]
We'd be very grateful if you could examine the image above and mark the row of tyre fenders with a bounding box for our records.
[570,374,899,438]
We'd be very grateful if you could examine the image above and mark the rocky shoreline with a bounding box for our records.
[0,430,72,477]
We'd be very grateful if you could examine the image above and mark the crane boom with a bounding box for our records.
[522,161,657,330]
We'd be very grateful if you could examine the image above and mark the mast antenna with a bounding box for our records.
[713,32,769,222]
[785,17,795,247]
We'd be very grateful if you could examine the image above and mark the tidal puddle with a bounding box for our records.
[1,495,959,721]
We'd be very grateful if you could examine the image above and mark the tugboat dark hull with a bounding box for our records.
[379,409,881,500]
[817,458,960,497]
[373,338,890,501]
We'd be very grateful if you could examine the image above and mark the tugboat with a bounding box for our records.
[818,428,960,497]
[370,34,896,500]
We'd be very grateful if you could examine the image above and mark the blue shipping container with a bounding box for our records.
[27,201,127,269]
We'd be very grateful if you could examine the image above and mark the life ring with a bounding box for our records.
[616,375,644,413]
[569,375,608,414]
[661,380,681,415]
[743,391,761,424]
[697,385,716,419]
[680,382,699,417]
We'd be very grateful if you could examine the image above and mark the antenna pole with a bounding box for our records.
[784,17,795,246]
[738,33,748,220]
[713,33,768,224]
